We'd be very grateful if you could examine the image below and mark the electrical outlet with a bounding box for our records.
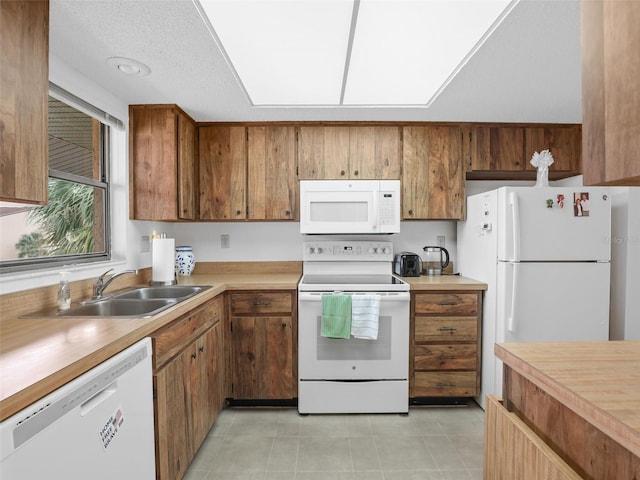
[221,234,230,248]
[140,235,150,253]
[437,235,445,248]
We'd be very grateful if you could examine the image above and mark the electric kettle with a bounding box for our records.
[422,246,450,276]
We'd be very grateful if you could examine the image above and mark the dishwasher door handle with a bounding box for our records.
[81,381,118,416]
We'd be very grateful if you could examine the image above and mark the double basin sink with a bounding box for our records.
[56,285,211,318]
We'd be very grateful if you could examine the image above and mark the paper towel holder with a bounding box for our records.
[150,274,177,286]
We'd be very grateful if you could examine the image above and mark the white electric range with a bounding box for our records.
[297,240,410,414]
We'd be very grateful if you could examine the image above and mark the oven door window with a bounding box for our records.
[316,316,391,361]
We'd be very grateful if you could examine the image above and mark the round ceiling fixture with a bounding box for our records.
[107,57,151,77]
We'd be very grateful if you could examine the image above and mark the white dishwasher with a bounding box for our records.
[0,337,155,479]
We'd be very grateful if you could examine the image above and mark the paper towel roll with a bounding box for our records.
[152,238,175,283]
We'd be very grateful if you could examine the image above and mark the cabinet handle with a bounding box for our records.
[439,355,456,360]
[250,302,272,306]
[408,209,413,215]
[340,170,346,176]
[436,383,457,387]
[191,353,197,360]
[437,327,457,332]
[353,170,359,176]
[285,210,290,216]
[199,346,204,353]
[438,301,457,306]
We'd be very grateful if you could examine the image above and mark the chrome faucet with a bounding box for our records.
[92,268,138,299]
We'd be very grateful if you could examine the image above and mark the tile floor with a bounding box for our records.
[183,401,485,480]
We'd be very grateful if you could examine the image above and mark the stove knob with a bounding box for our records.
[375,247,382,254]
[307,247,315,254]
[383,247,391,254]
[368,247,375,254]
[316,247,323,254]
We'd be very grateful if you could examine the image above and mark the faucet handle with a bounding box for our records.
[96,268,113,284]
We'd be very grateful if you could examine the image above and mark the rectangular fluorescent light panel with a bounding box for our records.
[197,0,516,107]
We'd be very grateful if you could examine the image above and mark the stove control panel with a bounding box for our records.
[303,241,393,261]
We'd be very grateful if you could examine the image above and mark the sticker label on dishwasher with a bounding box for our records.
[99,407,124,450]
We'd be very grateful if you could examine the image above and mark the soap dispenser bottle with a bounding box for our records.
[57,271,71,310]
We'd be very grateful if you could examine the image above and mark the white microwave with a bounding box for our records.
[300,180,401,234]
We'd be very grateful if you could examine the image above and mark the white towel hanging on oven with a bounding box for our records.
[350,294,381,340]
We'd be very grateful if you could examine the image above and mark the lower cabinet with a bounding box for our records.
[152,296,223,480]
[410,291,482,397]
[484,395,581,479]
[228,291,296,400]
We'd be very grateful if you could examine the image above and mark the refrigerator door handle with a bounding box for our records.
[508,262,519,333]
[509,191,521,261]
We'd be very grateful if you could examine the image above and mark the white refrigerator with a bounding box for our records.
[457,187,611,408]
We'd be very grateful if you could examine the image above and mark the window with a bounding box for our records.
[0,86,115,272]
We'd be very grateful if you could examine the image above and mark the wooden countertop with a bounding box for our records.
[0,269,485,422]
[402,275,487,290]
[495,341,640,458]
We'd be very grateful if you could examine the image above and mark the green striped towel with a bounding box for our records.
[321,293,352,339]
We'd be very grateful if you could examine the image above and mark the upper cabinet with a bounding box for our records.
[468,124,581,180]
[581,0,640,185]
[129,105,197,220]
[199,124,298,221]
[247,126,298,220]
[297,125,401,180]
[199,125,247,220]
[0,0,49,205]
[402,126,465,220]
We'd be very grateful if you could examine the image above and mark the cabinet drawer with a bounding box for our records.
[230,292,293,315]
[414,344,478,371]
[152,297,222,370]
[415,316,478,342]
[413,372,478,397]
[414,293,478,315]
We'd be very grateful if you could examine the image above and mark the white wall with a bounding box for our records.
[609,187,640,340]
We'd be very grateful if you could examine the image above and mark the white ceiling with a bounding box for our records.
[49,0,582,123]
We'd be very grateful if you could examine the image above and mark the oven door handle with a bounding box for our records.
[298,292,410,302]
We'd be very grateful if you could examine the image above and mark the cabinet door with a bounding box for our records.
[177,112,197,219]
[247,126,297,220]
[350,126,402,180]
[199,125,246,219]
[191,324,222,449]
[472,126,525,172]
[231,316,293,399]
[155,344,195,480]
[0,0,49,205]
[129,106,179,220]
[402,126,465,219]
[297,126,350,179]
[524,125,581,174]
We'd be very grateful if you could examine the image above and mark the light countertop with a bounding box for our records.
[0,269,486,421]
[495,341,640,458]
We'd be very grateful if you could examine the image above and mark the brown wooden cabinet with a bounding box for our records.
[152,297,223,480]
[402,126,465,220]
[247,126,298,220]
[129,104,198,220]
[297,125,401,180]
[199,125,247,220]
[581,1,640,185]
[0,0,49,204]
[468,124,582,180]
[484,395,582,479]
[228,291,295,399]
[410,291,482,398]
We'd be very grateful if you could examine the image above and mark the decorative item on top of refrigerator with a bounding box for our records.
[530,149,554,188]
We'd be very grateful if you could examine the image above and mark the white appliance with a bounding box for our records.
[457,187,611,408]
[0,338,155,479]
[300,180,401,234]
[298,240,410,414]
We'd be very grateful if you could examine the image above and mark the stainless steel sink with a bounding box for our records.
[113,285,209,300]
[57,298,177,317]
